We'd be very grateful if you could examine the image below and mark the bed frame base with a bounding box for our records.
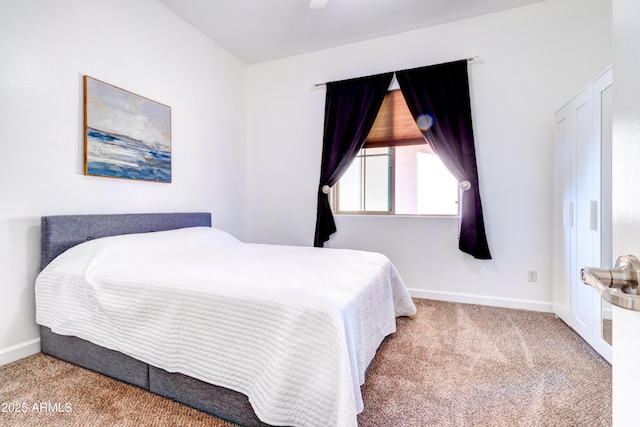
[40,327,271,426]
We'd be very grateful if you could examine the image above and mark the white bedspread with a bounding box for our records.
[35,227,416,427]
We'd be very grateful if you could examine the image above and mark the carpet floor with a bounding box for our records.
[0,299,611,426]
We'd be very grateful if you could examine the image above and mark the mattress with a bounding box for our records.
[35,227,416,427]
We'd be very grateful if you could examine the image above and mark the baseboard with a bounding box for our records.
[408,288,554,313]
[0,338,41,366]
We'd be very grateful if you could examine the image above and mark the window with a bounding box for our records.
[333,90,460,215]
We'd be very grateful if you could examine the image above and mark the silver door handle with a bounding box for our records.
[581,254,640,311]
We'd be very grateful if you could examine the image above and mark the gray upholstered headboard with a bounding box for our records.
[40,212,212,271]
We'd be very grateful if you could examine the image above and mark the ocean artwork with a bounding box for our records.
[84,76,171,183]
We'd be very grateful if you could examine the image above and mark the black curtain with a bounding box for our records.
[314,72,394,247]
[396,60,492,259]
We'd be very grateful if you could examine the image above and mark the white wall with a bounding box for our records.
[246,0,612,311]
[0,0,247,364]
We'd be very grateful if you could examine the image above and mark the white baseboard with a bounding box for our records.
[408,288,554,313]
[0,338,41,366]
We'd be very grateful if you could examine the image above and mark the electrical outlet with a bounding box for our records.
[527,270,538,282]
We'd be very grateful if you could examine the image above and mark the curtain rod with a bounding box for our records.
[311,56,480,88]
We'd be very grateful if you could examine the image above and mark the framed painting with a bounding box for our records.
[83,76,171,183]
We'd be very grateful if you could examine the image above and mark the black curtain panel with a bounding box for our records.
[396,60,492,259]
[314,72,394,247]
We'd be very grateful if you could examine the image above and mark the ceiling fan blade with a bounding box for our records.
[309,0,328,9]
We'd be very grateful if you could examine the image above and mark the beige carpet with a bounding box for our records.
[0,299,611,426]
[359,299,611,426]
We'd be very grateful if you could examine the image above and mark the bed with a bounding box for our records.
[35,212,416,427]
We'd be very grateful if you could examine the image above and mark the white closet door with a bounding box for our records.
[553,67,612,363]
[573,86,596,340]
[591,68,613,363]
[552,106,573,325]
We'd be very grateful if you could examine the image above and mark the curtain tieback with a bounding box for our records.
[321,185,332,194]
[460,180,472,191]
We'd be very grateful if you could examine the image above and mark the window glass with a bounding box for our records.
[364,150,390,211]
[337,156,362,211]
[395,145,459,215]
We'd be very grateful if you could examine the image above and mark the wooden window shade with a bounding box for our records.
[364,89,427,149]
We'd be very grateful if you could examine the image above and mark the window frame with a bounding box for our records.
[331,88,461,217]
[332,146,461,217]
[332,147,394,215]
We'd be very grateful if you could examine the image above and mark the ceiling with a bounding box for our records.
[158,0,548,65]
